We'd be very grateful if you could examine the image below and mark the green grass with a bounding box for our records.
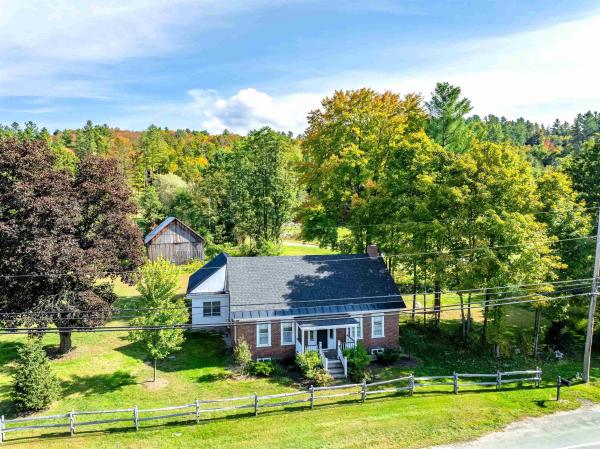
[279,242,337,256]
[1,266,600,448]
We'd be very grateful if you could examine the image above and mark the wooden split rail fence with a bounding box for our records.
[0,367,542,443]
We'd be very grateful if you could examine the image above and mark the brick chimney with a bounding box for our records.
[366,244,380,259]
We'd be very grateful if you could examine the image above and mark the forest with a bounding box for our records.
[2,82,600,357]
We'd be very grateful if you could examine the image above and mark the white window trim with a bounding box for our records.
[371,315,385,339]
[356,316,363,340]
[203,300,221,317]
[257,323,272,347]
[280,322,295,346]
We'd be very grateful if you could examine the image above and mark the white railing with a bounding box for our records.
[337,340,348,378]
[295,340,303,354]
[318,342,328,371]
[339,336,356,351]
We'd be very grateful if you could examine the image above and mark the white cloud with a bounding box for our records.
[185,88,321,134]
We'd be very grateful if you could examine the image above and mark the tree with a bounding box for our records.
[300,88,427,251]
[140,186,164,233]
[11,338,60,413]
[568,136,600,211]
[426,82,473,152]
[127,259,188,382]
[0,138,143,354]
[230,127,297,244]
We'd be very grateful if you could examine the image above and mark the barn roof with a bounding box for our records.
[144,217,205,245]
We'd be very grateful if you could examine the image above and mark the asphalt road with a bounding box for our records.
[431,404,600,449]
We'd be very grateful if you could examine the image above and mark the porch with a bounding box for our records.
[294,317,359,379]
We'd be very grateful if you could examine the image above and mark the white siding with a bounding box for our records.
[189,265,226,293]
[190,293,230,326]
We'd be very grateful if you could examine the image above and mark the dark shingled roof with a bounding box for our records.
[186,252,229,294]
[224,254,404,319]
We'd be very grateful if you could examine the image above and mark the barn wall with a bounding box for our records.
[146,220,205,264]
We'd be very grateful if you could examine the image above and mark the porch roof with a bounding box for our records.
[297,317,359,330]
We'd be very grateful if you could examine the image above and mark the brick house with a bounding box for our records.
[186,245,405,378]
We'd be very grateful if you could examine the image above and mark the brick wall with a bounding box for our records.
[232,312,400,360]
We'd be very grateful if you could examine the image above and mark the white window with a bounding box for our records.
[203,301,221,317]
[347,316,363,340]
[371,315,385,338]
[257,323,271,347]
[281,322,294,346]
[256,357,272,362]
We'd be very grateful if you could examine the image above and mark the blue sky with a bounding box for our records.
[1,0,599,134]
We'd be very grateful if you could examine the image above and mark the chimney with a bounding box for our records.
[366,244,380,259]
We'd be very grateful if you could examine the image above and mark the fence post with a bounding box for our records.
[409,373,414,396]
[556,376,561,401]
[496,371,501,390]
[453,372,458,394]
[69,411,75,436]
[309,385,314,409]
[133,405,139,431]
[195,399,201,424]
[361,380,367,403]
[254,393,259,416]
[536,366,541,387]
[1,415,4,443]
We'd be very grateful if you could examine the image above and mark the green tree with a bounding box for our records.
[568,136,600,210]
[300,88,427,251]
[11,338,60,413]
[140,186,164,233]
[127,259,188,382]
[230,127,297,244]
[426,82,473,152]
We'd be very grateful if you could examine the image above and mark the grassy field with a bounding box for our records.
[1,247,599,448]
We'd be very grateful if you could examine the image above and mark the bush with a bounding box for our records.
[312,368,333,386]
[247,360,279,377]
[402,326,424,359]
[344,343,372,382]
[11,338,60,413]
[295,350,322,375]
[376,348,401,365]
[234,339,252,372]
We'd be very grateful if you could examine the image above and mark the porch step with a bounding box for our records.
[325,358,345,379]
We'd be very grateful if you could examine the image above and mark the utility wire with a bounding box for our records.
[0,292,589,335]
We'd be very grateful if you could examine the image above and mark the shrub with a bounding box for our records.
[344,343,372,382]
[247,360,278,377]
[312,368,333,386]
[376,348,401,365]
[295,350,322,375]
[402,326,424,359]
[11,338,60,413]
[233,339,252,372]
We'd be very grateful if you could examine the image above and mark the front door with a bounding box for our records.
[316,329,328,349]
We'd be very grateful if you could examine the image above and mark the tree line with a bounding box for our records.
[2,82,600,357]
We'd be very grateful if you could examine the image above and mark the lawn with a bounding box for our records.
[1,255,600,448]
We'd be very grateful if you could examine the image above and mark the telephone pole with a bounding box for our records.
[583,207,600,383]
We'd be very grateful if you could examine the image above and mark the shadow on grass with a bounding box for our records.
[0,340,25,366]
[62,370,137,396]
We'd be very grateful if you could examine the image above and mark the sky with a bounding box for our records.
[1,0,599,134]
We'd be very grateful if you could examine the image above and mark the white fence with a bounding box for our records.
[0,367,542,443]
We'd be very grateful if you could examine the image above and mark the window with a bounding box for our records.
[257,323,271,347]
[203,301,221,317]
[371,315,384,338]
[281,322,294,346]
[257,357,272,362]
[371,348,384,355]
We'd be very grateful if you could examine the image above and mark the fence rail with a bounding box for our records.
[0,367,542,443]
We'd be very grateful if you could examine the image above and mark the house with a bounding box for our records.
[186,245,405,378]
[144,217,205,265]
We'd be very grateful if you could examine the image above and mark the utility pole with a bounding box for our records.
[583,208,600,383]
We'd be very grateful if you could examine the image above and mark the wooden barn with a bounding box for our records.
[144,217,205,264]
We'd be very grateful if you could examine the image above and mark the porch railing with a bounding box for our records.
[339,335,356,351]
[318,342,328,371]
[337,340,348,378]
[296,341,318,354]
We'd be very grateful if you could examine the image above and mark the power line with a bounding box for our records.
[0,235,596,279]
[0,278,591,317]
[0,292,589,335]
[0,279,592,318]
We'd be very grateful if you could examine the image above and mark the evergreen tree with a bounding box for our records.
[11,338,60,413]
[140,185,164,233]
[426,82,473,152]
